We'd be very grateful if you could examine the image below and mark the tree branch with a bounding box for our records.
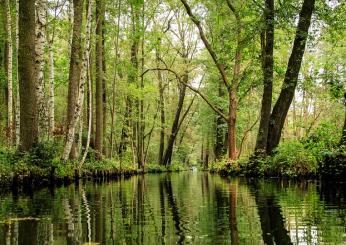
[141,68,229,122]
[180,0,230,91]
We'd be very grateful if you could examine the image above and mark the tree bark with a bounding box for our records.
[4,0,13,145]
[227,6,242,162]
[255,0,274,156]
[162,75,187,166]
[62,0,84,160]
[47,39,55,138]
[95,0,105,157]
[15,0,20,146]
[18,0,38,151]
[35,0,48,140]
[110,0,121,158]
[267,0,315,154]
[155,39,166,165]
[79,0,93,168]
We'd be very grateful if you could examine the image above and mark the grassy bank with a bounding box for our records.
[0,143,187,187]
[210,123,346,179]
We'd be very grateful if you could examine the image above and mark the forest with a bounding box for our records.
[0,0,345,184]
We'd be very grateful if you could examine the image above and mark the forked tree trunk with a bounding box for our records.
[4,0,13,145]
[35,0,48,140]
[267,0,315,154]
[18,0,38,151]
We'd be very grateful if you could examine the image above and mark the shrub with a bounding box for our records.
[320,146,346,179]
[270,141,318,177]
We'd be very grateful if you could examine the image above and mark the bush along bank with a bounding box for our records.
[210,123,346,179]
[0,143,187,188]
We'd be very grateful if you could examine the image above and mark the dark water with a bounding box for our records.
[0,172,345,244]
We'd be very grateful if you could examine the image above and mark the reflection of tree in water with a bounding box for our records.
[160,174,185,244]
[249,180,292,245]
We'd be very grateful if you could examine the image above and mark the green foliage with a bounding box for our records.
[270,141,318,177]
[320,146,346,179]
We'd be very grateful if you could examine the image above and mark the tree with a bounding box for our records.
[64,0,83,159]
[255,0,274,156]
[95,0,105,157]
[4,0,13,145]
[35,0,48,140]
[18,0,38,151]
[180,0,243,163]
[266,0,316,154]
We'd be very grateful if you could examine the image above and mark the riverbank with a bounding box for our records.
[209,143,346,179]
[0,144,187,188]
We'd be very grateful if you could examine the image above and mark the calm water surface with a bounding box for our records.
[0,172,345,244]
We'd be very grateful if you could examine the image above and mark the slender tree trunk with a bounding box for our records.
[65,0,83,159]
[267,0,315,154]
[95,0,104,157]
[63,0,92,162]
[137,6,145,169]
[228,25,241,162]
[155,39,166,165]
[162,74,187,166]
[35,0,48,140]
[79,0,93,168]
[15,0,20,146]
[4,0,13,145]
[255,0,274,156]
[62,0,84,160]
[18,0,38,151]
[102,31,107,156]
[47,39,55,138]
[110,0,121,158]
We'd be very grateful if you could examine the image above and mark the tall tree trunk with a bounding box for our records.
[95,0,104,157]
[267,0,315,154]
[62,0,84,160]
[15,0,20,146]
[4,0,13,145]
[35,0,47,140]
[102,29,107,156]
[47,39,55,138]
[227,20,242,162]
[137,5,145,169]
[162,75,187,166]
[65,0,83,159]
[255,0,274,156]
[18,0,38,151]
[155,39,165,165]
[110,0,121,158]
[79,0,93,168]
